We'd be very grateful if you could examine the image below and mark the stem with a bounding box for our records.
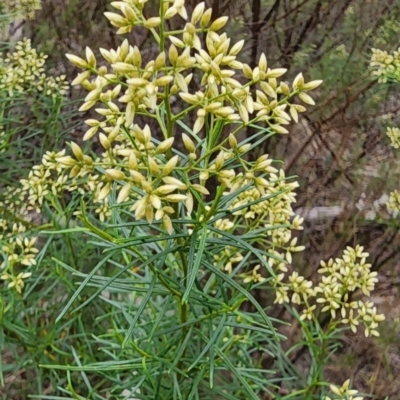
[204,184,226,222]
[159,0,189,371]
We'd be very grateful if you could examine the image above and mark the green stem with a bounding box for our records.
[204,184,226,222]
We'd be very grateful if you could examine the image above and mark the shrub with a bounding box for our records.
[0,0,386,398]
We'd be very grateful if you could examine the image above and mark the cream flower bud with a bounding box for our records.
[134,126,149,144]
[279,81,290,96]
[117,183,131,203]
[175,72,188,92]
[141,180,152,194]
[242,64,253,79]
[191,2,205,24]
[163,215,173,234]
[182,133,195,153]
[238,144,251,153]
[229,40,244,56]
[83,155,93,166]
[185,22,196,35]
[179,92,198,104]
[70,142,83,161]
[155,185,178,195]
[98,184,111,201]
[200,8,212,27]
[298,92,315,105]
[130,170,145,183]
[169,44,178,65]
[292,73,304,90]
[144,17,161,28]
[104,12,128,27]
[155,52,166,69]
[120,4,137,22]
[302,79,323,91]
[85,119,100,127]
[289,106,298,123]
[85,47,96,68]
[228,134,237,149]
[213,106,235,117]
[260,82,276,98]
[163,155,179,176]
[126,78,148,87]
[150,194,162,209]
[258,53,267,72]
[218,170,235,179]
[169,36,185,48]
[292,104,307,112]
[210,16,228,31]
[199,171,209,181]
[66,54,89,69]
[100,48,115,64]
[215,151,225,171]
[148,156,160,175]
[162,177,187,190]
[99,133,111,150]
[165,7,178,19]
[128,152,138,170]
[105,169,125,181]
[56,156,76,167]
[112,62,136,73]
[192,184,210,195]
[85,88,102,102]
[125,103,135,127]
[79,100,96,112]
[71,70,91,86]
[269,124,289,134]
[164,194,188,202]
[156,137,174,154]
[266,68,287,79]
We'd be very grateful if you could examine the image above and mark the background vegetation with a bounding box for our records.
[1,0,400,399]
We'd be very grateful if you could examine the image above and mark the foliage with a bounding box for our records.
[370,46,400,219]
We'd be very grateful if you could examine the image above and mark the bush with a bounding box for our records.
[0,0,386,398]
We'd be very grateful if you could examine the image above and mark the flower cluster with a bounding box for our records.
[0,35,68,292]
[387,189,400,214]
[270,245,384,337]
[370,51,400,216]
[0,126,6,153]
[370,47,400,83]
[385,126,400,148]
[0,216,37,293]
[10,1,385,339]
[0,0,318,299]
[369,50,400,223]
[324,379,363,400]
[2,0,42,20]
[0,180,41,292]
[16,0,320,239]
[0,38,68,97]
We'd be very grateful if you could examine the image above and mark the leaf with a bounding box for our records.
[182,225,207,303]
[215,347,260,400]
[188,314,227,372]
[202,258,276,336]
[54,253,114,322]
[122,276,156,348]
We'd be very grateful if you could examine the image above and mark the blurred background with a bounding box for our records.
[2,0,400,398]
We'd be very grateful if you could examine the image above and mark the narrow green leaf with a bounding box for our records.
[215,347,259,400]
[202,259,277,336]
[188,314,226,372]
[183,225,207,303]
[170,325,194,371]
[73,244,183,313]
[122,276,156,347]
